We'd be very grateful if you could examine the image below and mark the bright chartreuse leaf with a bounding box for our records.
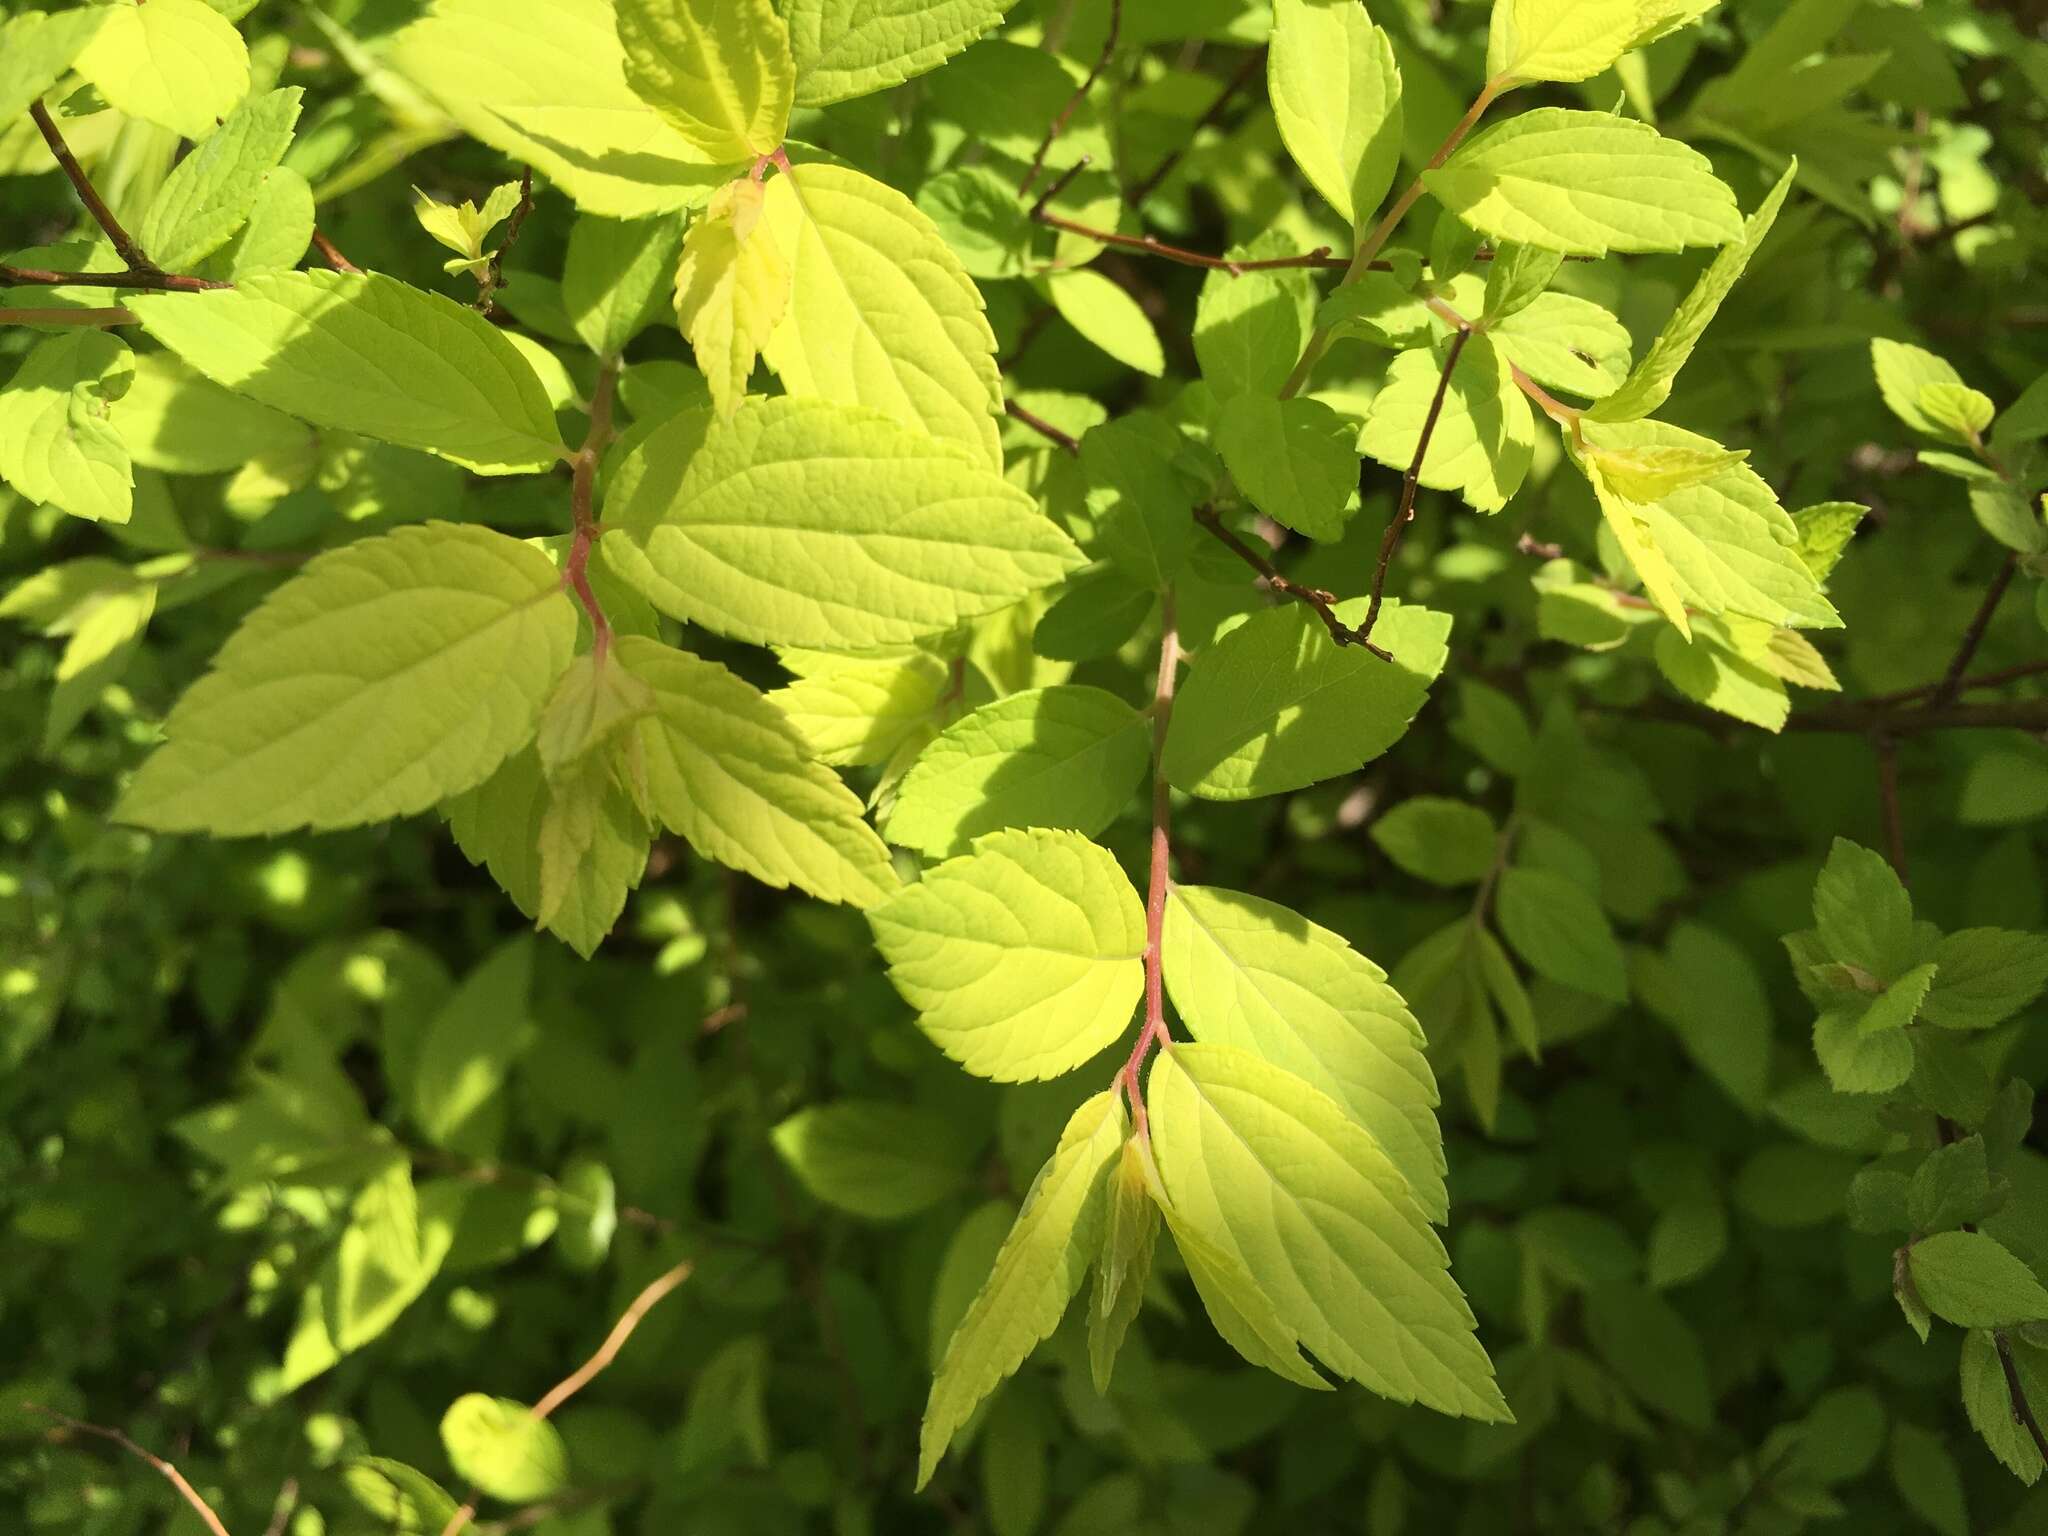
[1193,238,1319,399]
[394,0,729,219]
[674,177,792,415]
[870,827,1145,1081]
[0,331,134,525]
[1216,395,1359,541]
[0,7,108,127]
[1163,600,1450,800]
[1149,1045,1508,1418]
[786,0,1019,106]
[1359,333,1533,512]
[766,647,950,767]
[127,271,564,474]
[604,397,1080,650]
[75,0,250,142]
[1496,866,1628,1001]
[1161,885,1447,1220]
[616,0,795,162]
[1268,0,1403,228]
[562,212,684,360]
[618,635,900,908]
[771,1100,971,1219]
[1045,270,1165,377]
[445,747,651,958]
[1371,797,1500,887]
[1586,435,1749,504]
[1654,615,1792,732]
[761,161,1003,466]
[1487,0,1644,87]
[1591,164,1796,423]
[343,1460,461,1534]
[137,89,304,273]
[1481,243,1564,324]
[1491,292,1633,400]
[440,1395,568,1503]
[919,1091,1124,1485]
[1907,1231,2048,1329]
[883,687,1150,858]
[1577,418,1841,637]
[1425,109,1743,256]
[116,523,576,835]
[1870,339,1983,445]
[1813,837,1915,981]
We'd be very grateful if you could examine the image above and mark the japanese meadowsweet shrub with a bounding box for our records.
[3,0,2047,1532]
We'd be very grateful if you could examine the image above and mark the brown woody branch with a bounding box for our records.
[1005,397,1081,454]
[310,229,362,274]
[0,305,136,327]
[0,263,231,292]
[31,100,157,273]
[1928,555,2017,708]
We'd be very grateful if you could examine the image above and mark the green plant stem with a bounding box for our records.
[1280,76,1507,400]
[1121,589,1180,1138]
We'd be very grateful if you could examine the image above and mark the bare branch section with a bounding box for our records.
[1119,590,1179,1139]
[439,1258,694,1536]
[478,165,535,318]
[1194,506,1366,652]
[25,1406,232,1536]
[1358,328,1472,657]
[30,100,156,272]
[1021,0,1122,197]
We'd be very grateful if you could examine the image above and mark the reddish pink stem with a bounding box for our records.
[1120,591,1180,1136]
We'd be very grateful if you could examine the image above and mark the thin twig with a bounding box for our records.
[1995,1331,2048,1469]
[1194,505,1363,649]
[1005,398,1080,455]
[1126,48,1264,207]
[1927,556,2017,708]
[1030,209,1345,273]
[477,166,534,317]
[25,1406,232,1536]
[1615,695,2048,736]
[261,1477,300,1536]
[310,229,362,274]
[1359,329,1472,656]
[438,1259,694,1536]
[1020,0,1121,197]
[563,360,620,659]
[0,306,135,327]
[30,101,157,272]
[0,263,231,292]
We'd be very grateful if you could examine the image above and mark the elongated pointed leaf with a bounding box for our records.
[1149,1045,1508,1419]
[118,524,577,835]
